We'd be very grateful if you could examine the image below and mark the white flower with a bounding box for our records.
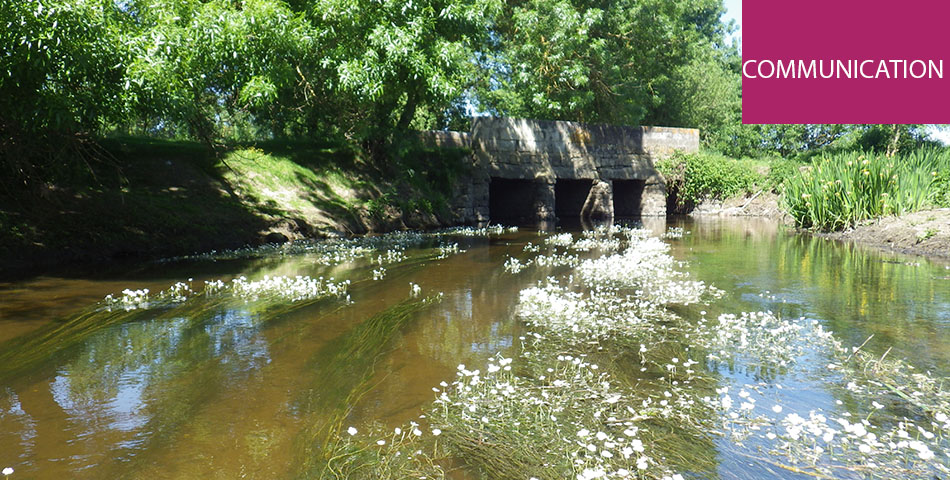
[918,447,935,460]
[377,439,386,446]
[577,468,605,480]
[347,427,358,435]
[431,428,441,436]
[1,468,12,476]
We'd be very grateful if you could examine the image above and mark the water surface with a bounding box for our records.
[1,218,948,478]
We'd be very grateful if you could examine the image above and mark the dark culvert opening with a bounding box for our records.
[489,178,539,223]
[555,179,593,218]
[613,179,645,217]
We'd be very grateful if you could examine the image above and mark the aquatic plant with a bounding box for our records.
[545,232,574,247]
[294,296,445,478]
[102,275,351,311]
[320,424,445,479]
[662,227,685,239]
[416,226,950,479]
[430,353,699,480]
[783,149,950,230]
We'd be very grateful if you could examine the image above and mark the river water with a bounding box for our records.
[0,218,948,479]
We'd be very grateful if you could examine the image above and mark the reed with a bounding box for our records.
[783,149,949,231]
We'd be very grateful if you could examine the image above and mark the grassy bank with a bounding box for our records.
[656,151,797,212]
[0,137,470,275]
[659,149,950,232]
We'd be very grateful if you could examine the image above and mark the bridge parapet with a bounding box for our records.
[425,117,698,223]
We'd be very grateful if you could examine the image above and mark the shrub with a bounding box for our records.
[765,157,801,191]
[931,169,950,208]
[656,152,762,207]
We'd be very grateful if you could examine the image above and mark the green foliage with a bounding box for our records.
[764,157,802,190]
[783,149,950,231]
[477,0,730,127]
[0,0,127,134]
[732,125,939,160]
[369,141,471,218]
[931,168,950,208]
[121,0,316,141]
[306,0,502,140]
[656,151,762,207]
[0,0,129,186]
[665,51,742,151]
[9,0,946,218]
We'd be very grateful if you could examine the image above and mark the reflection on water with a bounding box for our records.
[0,219,948,478]
[668,217,950,371]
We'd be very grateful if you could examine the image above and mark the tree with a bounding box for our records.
[301,0,502,146]
[0,0,128,185]
[476,0,730,127]
[121,0,317,142]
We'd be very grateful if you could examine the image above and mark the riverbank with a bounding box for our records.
[817,208,950,259]
[689,190,787,219]
[0,138,469,276]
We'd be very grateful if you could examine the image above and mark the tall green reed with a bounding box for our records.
[783,149,948,231]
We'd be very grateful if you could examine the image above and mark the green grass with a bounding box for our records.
[0,136,469,273]
[782,149,949,231]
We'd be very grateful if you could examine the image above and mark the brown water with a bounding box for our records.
[1,218,948,479]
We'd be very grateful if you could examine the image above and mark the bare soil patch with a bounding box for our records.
[818,209,950,259]
[690,191,788,219]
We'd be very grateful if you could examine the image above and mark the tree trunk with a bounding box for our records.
[396,89,419,132]
[886,124,901,157]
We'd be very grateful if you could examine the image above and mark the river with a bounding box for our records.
[0,218,948,479]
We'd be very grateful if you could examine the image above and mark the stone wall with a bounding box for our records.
[424,117,698,223]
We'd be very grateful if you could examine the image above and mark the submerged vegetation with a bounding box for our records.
[317,226,950,479]
[2,224,949,478]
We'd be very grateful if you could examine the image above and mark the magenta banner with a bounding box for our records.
[742,0,949,124]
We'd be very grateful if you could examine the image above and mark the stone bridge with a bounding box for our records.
[422,117,699,224]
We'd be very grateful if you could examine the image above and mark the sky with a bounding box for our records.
[722,0,742,48]
[720,0,948,144]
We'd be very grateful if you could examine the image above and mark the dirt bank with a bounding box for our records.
[689,191,788,219]
[817,209,950,259]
